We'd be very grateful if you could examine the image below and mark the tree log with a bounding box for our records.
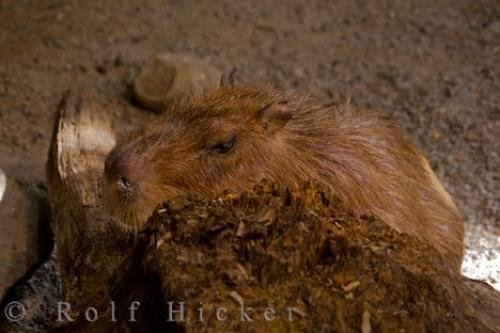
[46,91,500,332]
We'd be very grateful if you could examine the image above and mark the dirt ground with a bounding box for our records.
[0,0,498,299]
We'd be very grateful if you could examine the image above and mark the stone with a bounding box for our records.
[0,168,5,202]
[133,53,221,112]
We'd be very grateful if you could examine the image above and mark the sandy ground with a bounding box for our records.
[0,0,498,298]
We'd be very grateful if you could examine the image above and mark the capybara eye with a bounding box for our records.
[210,136,236,154]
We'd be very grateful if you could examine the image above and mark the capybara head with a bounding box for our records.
[102,81,312,228]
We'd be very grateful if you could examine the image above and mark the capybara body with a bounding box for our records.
[102,84,464,270]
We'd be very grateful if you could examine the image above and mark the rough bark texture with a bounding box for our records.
[46,91,137,332]
[46,92,500,332]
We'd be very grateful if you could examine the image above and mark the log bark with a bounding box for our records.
[46,90,142,332]
[46,91,500,332]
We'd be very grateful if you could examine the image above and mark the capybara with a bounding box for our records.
[102,69,464,270]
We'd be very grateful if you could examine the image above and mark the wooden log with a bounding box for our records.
[46,90,138,332]
[46,91,500,332]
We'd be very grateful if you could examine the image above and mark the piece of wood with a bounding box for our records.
[46,90,137,332]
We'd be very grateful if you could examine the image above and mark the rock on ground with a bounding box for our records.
[133,53,221,112]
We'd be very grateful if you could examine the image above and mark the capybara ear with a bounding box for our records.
[257,101,292,134]
[220,66,237,87]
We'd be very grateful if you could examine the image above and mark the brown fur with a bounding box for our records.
[102,84,464,270]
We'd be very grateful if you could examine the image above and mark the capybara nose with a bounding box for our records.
[116,176,132,193]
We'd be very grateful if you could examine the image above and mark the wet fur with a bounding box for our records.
[102,84,464,270]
